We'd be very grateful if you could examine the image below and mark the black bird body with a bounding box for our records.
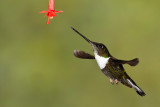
[72,27,146,96]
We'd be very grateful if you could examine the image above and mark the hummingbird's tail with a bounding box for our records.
[126,78,146,96]
[121,72,146,96]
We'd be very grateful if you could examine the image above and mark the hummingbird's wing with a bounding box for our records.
[112,58,139,66]
[74,50,95,59]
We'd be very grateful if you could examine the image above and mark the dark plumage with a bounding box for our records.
[72,27,146,96]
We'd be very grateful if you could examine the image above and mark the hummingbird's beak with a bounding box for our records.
[71,27,98,52]
[71,27,93,45]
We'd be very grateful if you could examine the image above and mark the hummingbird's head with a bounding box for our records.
[71,27,110,58]
[90,42,110,57]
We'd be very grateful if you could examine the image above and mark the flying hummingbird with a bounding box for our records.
[71,27,146,96]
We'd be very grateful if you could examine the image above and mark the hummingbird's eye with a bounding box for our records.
[99,45,103,48]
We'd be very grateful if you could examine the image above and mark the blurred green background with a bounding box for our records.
[0,0,160,107]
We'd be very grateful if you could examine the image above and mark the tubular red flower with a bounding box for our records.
[40,0,63,24]
[48,0,54,10]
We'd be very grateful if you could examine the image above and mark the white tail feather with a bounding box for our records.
[127,79,141,91]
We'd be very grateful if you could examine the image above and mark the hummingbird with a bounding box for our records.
[71,27,146,96]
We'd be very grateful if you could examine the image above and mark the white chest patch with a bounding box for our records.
[94,53,110,69]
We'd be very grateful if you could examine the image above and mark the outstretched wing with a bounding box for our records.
[112,58,139,66]
[74,50,95,59]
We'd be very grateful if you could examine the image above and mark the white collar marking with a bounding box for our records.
[94,53,110,69]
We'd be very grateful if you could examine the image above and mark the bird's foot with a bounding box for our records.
[115,79,119,84]
[109,78,114,85]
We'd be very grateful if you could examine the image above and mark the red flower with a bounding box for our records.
[40,0,63,24]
